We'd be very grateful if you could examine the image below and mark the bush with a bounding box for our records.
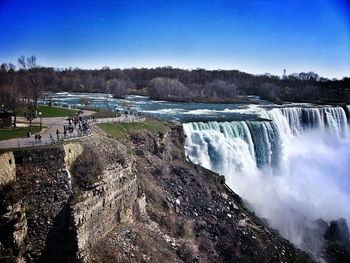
[71,147,103,190]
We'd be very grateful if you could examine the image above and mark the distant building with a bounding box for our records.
[0,108,13,128]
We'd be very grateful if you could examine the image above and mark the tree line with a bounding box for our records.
[1,56,349,125]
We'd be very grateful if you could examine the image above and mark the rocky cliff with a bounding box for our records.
[0,123,317,263]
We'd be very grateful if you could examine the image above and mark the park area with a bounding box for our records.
[0,125,42,140]
[97,118,168,139]
[17,105,79,118]
[0,105,79,141]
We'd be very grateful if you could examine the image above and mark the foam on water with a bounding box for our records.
[184,106,350,257]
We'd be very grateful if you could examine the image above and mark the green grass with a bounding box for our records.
[97,118,169,139]
[36,105,79,117]
[91,109,120,118]
[0,125,42,140]
[17,105,78,118]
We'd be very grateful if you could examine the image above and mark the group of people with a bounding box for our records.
[34,133,42,143]
[47,112,92,144]
[64,114,91,137]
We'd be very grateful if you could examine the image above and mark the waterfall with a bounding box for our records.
[185,106,348,171]
[184,106,350,256]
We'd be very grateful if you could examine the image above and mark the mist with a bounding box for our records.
[183,107,350,259]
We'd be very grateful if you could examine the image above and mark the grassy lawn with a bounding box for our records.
[17,105,79,118]
[91,109,120,118]
[36,105,79,117]
[97,118,169,139]
[0,125,42,140]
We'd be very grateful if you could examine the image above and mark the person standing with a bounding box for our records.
[56,129,60,142]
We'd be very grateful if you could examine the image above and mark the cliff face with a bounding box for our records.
[87,126,312,263]
[0,147,76,263]
[0,124,313,263]
[70,141,137,261]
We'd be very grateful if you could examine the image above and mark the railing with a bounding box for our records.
[91,115,144,124]
[15,130,93,149]
[1,115,145,150]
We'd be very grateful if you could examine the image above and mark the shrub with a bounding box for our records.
[71,147,103,190]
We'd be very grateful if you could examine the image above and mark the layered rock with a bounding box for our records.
[0,151,16,187]
[88,124,314,262]
[0,123,321,262]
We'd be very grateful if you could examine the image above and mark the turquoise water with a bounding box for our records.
[45,92,319,123]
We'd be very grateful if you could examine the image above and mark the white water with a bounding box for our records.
[184,106,350,257]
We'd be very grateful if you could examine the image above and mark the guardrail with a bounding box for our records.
[15,130,92,149]
[1,115,145,150]
[91,115,144,124]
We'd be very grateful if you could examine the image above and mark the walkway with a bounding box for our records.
[0,113,143,149]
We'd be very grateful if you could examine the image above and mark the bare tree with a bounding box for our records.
[17,55,27,70]
[17,55,42,108]
[1,63,9,72]
[149,77,187,101]
[106,79,130,98]
[0,80,23,127]
[26,55,37,68]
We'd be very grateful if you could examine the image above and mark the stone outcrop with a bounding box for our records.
[72,157,137,262]
[88,124,314,263]
[0,136,139,263]
[0,151,16,187]
[13,147,75,262]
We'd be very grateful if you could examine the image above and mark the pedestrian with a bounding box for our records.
[50,134,54,144]
[34,133,38,143]
[56,129,60,142]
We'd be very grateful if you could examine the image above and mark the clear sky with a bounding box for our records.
[0,0,349,78]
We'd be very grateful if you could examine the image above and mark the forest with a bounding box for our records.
[1,56,349,118]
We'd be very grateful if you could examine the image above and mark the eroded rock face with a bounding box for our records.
[0,135,139,263]
[0,151,16,187]
[13,148,76,262]
[71,160,137,262]
[88,125,313,263]
[324,219,350,263]
[0,192,27,263]
[0,146,78,262]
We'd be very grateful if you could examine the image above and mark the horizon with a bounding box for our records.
[1,0,350,79]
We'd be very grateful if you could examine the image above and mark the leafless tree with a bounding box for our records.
[17,55,42,108]
[17,55,27,70]
[106,79,128,98]
[0,72,23,127]
[149,77,187,101]
[26,55,37,68]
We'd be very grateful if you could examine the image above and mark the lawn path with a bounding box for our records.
[0,111,142,149]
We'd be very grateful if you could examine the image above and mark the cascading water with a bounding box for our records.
[184,106,350,259]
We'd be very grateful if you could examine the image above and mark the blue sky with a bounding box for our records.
[0,0,349,78]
